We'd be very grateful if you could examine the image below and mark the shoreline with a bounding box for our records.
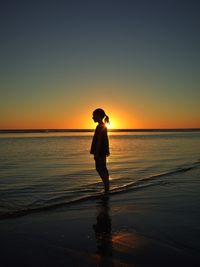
[1,167,199,266]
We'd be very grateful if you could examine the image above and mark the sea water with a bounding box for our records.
[0,131,200,219]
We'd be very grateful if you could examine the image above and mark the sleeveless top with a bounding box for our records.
[90,124,110,157]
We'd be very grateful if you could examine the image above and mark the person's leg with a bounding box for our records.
[95,157,109,192]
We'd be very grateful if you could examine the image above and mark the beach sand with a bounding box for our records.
[1,168,200,267]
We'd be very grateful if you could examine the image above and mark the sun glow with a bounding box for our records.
[84,107,138,129]
[106,122,112,129]
[106,118,119,129]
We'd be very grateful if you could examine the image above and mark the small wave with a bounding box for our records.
[0,192,106,220]
[1,160,199,221]
[109,160,200,194]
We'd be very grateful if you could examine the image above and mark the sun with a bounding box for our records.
[106,122,112,129]
[106,119,117,129]
[86,110,125,129]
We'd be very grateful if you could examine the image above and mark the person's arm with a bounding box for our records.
[94,130,102,159]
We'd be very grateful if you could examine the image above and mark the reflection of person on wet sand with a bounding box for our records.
[93,196,112,265]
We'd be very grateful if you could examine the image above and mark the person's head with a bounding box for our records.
[92,108,109,124]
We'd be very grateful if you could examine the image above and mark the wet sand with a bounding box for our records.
[1,168,200,267]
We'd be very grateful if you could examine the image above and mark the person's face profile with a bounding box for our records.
[92,113,98,122]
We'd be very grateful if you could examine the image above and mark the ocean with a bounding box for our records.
[0,130,200,219]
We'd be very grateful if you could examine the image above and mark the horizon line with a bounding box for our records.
[0,128,200,133]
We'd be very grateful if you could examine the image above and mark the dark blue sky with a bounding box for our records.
[1,0,200,128]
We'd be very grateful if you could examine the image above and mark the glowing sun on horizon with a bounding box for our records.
[106,119,118,129]
[106,122,112,129]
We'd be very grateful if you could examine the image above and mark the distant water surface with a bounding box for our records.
[0,131,200,219]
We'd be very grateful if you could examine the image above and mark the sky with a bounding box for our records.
[0,0,200,129]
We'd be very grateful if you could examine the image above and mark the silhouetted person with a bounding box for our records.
[90,108,110,192]
[93,195,112,265]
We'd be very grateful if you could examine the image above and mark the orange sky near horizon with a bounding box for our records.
[1,102,200,129]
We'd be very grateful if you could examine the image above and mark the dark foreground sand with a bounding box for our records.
[1,168,200,267]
